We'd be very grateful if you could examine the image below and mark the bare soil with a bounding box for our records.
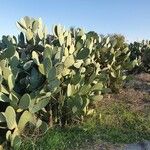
[101,73,150,114]
[93,73,150,150]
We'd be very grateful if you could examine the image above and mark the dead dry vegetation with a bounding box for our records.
[102,73,150,113]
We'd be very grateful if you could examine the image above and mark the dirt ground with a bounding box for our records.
[101,73,150,115]
[93,73,150,150]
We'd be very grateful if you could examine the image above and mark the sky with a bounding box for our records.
[0,0,150,42]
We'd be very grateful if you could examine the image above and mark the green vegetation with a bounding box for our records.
[0,16,149,149]
[20,101,150,150]
[129,40,150,72]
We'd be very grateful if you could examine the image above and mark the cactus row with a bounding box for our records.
[0,16,139,149]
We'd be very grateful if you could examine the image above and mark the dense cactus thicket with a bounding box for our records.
[129,40,150,73]
[0,16,147,149]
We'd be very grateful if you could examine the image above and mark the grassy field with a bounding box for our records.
[20,102,150,149]
[20,74,150,150]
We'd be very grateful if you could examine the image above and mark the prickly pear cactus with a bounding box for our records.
[0,17,135,149]
[129,40,150,72]
[94,34,137,92]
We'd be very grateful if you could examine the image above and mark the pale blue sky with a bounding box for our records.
[0,0,150,42]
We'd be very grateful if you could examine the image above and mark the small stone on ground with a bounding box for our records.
[124,141,150,150]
